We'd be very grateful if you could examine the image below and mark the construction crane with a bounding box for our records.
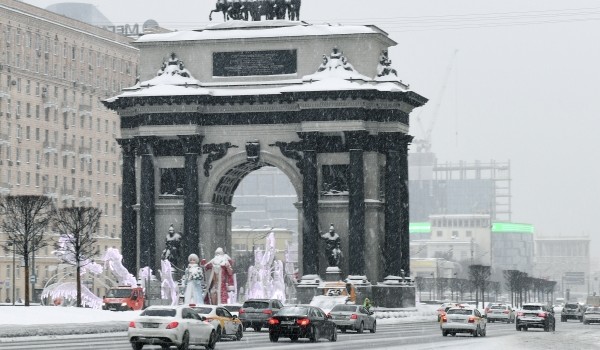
[414,49,458,153]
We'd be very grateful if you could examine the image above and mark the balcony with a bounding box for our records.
[0,87,9,99]
[60,102,77,114]
[0,182,11,195]
[78,146,92,159]
[78,190,92,203]
[61,143,76,156]
[43,141,58,153]
[0,133,9,146]
[60,188,74,201]
[43,186,58,199]
[79,104,92,117]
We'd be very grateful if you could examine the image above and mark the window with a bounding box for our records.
[436,230,443,237]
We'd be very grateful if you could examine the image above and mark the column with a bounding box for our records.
[300,132,319,275]
[179,135,203,269]
[139,138,156,272]
[117,139,137,274]
[382,133,413,277]
[398,135,412,276]
[346,131,367,276]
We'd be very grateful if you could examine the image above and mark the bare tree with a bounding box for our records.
[0,195,54,306]
[469,264,491,308]
[52,206,102,307]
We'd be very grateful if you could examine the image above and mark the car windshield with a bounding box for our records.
[447,309,473,315]
[193,307,214,314]
[141,309,176,317]
[490,305,505,309]
[224,305,241,312]
[522,305,542,311]
[565,304,579,309]
[106,289,132,298]
[243,301,270,309]
[331,305,357,312]
[586,307,600,313]
[277,307,309,316]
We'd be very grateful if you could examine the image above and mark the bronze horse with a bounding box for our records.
[209,0,228,21]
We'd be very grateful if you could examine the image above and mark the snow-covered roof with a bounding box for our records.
[135,21,392,44]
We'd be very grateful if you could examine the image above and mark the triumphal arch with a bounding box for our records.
[104,20,427,288]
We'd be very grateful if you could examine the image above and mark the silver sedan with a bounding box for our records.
[328,304,376,333]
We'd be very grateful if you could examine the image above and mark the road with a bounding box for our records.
[1,320,599,350]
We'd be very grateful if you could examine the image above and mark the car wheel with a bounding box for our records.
[584,321,589,325]
[370,321,376,333]
[269,332,279,342]
[253,326,261,332]
[131,342,144,350]
[442,330,448,337]
[579,317,583,322]
[523,326,528,331]
[330,328,337,342]
[236,325,243,340]
[290,335,299,342]
[309,325,319,342]
[177,331,190,350]
[473,326,479,337]
[561,317,566,322]
[205,331,217,350]
[341,328,347,333]
[215,327,222,342]
[357,322,364,334]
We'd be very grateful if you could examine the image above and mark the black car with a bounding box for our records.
[267,305,337,342]
[516,303,556,332]
[239,299,284,331]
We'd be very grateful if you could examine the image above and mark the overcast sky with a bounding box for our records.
[21,1,600,252]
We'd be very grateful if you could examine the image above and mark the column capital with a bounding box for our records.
[298,132,320,151]
[378,132,413,153]
[344,130,369,150]
[116,138,138,156]
[135,136,161,155]
[178,135,204,154]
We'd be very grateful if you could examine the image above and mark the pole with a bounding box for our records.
[12,243,15,306]
[31,250,35,303]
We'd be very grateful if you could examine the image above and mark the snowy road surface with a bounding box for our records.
[1,320,599,350]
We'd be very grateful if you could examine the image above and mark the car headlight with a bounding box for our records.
[121,302,128,307]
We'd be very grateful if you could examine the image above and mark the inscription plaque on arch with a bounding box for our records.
[213,50,297,77]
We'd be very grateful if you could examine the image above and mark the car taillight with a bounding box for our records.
[350,314,358,320]
[468,317,475,323]
[239,308,245,315]
[267,317,279,325]
[166,322,179,329]
[441,316,447,323]
[128,321,136,328]
[538,313,546,318]
[503,310,510,314]
[297,318,310,327]
[263,309,273,315]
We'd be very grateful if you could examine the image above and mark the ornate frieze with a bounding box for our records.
[202,142,239,177]
[269,141,303,171]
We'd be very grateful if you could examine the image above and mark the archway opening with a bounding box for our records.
[224,165,299,303]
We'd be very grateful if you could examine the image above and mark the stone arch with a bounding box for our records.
[200,149,303,204]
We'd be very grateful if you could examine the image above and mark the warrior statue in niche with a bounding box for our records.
[321,224,342,267]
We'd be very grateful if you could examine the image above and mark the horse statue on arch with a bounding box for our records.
[209,0,229,21]
[287,0,301,21]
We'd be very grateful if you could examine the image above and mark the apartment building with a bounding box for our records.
[0,0,138,302]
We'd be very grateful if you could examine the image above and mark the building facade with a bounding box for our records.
[0,0,138,302]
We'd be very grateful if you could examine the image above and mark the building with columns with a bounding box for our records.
[105,20,426,284]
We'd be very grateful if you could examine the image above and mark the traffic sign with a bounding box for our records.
[564,272,585,285]
[29,275,36,283]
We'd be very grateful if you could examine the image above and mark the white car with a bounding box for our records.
[128,305,217,350]
[486,304,515,323]
[583,306,600,324]
[441,307,487,337]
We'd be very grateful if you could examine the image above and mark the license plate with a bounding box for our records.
[144,323,159,328]
[281,321,294,325]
